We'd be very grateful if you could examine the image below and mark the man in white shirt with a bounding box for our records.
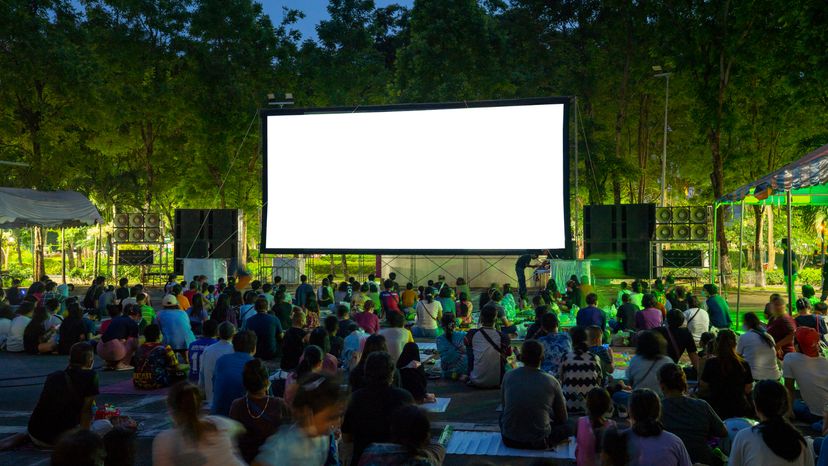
[682,296,709,343]
[464,306,512,388]
[783,326,828,432]
[6,302,34,352]
[198,322,236,402]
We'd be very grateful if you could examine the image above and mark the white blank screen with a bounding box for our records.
[264,102,566,252]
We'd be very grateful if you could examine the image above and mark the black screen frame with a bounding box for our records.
[260,97,572,258]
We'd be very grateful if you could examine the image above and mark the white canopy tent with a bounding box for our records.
[0,188,102,282]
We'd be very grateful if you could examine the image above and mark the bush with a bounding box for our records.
[735,267,822,286]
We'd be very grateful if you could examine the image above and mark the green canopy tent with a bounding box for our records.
[715,143,828,323]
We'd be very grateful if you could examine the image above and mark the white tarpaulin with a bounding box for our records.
[0,188,102,228]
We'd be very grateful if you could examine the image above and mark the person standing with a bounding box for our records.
[188,320,219,383]
[781,238,798,310]
[293,274,314,308]
[515,253,538,299]
[500,340,570,449]
[242,298,284,361]
[158,295,196,357]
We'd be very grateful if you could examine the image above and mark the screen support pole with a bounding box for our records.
[574,97,580,259]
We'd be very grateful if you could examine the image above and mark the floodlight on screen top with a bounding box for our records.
[261,98,570,255]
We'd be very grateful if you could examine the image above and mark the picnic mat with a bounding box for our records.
[100,379,170,396]
[446,431,576,459]
[422,397,451,413]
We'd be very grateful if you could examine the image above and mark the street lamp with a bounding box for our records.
[653,65,672,207]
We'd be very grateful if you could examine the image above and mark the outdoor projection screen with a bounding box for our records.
[261,98,570,255]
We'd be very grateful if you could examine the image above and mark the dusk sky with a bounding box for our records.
[261,1,414,42]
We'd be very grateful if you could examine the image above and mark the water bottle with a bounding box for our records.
[439,425,453,446]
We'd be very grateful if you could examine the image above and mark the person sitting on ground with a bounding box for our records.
[380,279,402,320]
[659,363,727,466]
[343,351,415,465]
[158,294,196,357]
[803,283,820,307]
[352,282,368,312]
[586,325,614,384]
[199,322,236,403]
[6,301,34,352]
[354,299,380,334]
[253,373,344,466]
[397,342,436,404]
[308,326,339,373]
[611,292,638,333]
[413,288,443,338]
[0,342,98,450]
[98,304,140,370]
[273,290,293,330]
[379,310,415,364]
[636,294,664,330]
[653,309,700,372]
[455,292,474,326]
[229,358,290,463]
[58,301,92,355]
[135,292,156,329]
[51,429,105,466]
[280,308,308,371]
[681,295,709,344]
[669,286,689,312]
[537,312,573,377]
[794,297,826,339]
[615,281,632,307]
[342,322,367,375]
[558,326,604,414]
[703,284,731,330]
[737,312,780,382]
[182,280,198,303]
[186,293,209,335]
[317,318,340,363]
[172,284,190,311]
[625,389,693,466]
[483,290,517,334]
[337,304,353,338]
[188,319,219,383]
[612,331,673,408]
[700,330,754,420]
[767,295,797,359]
[359,405,446,466]
[500,339,570,449]
[284,345,325,407]
[465,304,513,388]
[243,297,284,361]
[349,334,402,391]
[259,283,275,307]
[436,313,468,380]
[152,382,246,466]
[133,324,186,389]
[436,285,456,316]
[525,303,549,339]
[0,306,11,351]
[316,277,334,309]
[600,427,629,466]
[576,388,616,466]
[576,293,606,330]
[212,330,257,416]
[42,297,63,330]
[239,290,259,328]
[400,283,419,316]
[729,380,813,466]
[23,306,58,354]
[783,326,828,429]
[6,278,23,306]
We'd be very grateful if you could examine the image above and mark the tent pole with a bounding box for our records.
[736,200,744,328]
[711,203,718,285]
[61,228,66,285]
[786,189,794,314]
[574,96,580,258]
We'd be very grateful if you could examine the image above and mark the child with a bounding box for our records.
[615,281,631,307]
[586,326,614,384]
[576,387,616,466]
[133,324,187,389]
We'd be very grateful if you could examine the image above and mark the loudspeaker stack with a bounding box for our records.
[173,209,241,274]
[113,212,163,244]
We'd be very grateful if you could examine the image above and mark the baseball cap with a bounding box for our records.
[161,294,178,308]
[795,326,821,357]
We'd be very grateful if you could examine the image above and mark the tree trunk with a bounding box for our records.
[753,204,766,287]
[341,254,349,278]
[637,93,651,203]
[93,233,99,277]
[33,226,45,280]
[16,230,22,266]
[67,241,75,269]
[710,132,730,277]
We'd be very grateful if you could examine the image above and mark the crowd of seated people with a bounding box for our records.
[4,273,828,466]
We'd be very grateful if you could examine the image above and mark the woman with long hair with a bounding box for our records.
[23,307,57,354]
[186,294,208,335]
[766,295,796,359]
[435,286,455,314]
[304,299,321,330]
[396,342,436,403]
[659,363,727,466]
[210,294,231,324]
[700,329,754,419]
[626,389,693,465]
[58,301,91,355]
[413,288,443,338]
[348,334,400,391]
[435,313,468,380]
[737,312,780,381]
[455,292,473,325]
[729,380,813,465]
[152,382,246,466]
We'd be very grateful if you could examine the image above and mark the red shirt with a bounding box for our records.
[353,311,379,334]
[379,290,400,314]
[183,290,197,302]
[767,313,797,357]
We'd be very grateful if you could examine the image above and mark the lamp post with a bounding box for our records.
[653,66,672,207]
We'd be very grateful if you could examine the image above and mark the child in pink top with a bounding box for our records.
[576,387,616,466]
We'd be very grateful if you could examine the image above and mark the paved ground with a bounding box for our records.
[0,285,795,465]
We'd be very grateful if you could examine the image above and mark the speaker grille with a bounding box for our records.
[114,228,129,243]
[114,213,130,228]
[656,207,673,223]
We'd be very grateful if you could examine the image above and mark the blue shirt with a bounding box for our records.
[243,313,283,360]
[538,332,573,376]
[187,337,218,382]
[576,306,606,330]
[211,351,253,416]
[294,283,314,307]
[157,309,196,351]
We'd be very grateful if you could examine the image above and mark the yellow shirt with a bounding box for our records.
[401,289,418,308]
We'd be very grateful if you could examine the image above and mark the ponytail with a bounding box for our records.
[754,380,806,461]
[295,345,323,379]
[441,314,456,341]
[167,383,215,443]
[744,312,775,348]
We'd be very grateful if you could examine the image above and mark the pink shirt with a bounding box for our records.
[353,311,379,334]
[576,416,615,466]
